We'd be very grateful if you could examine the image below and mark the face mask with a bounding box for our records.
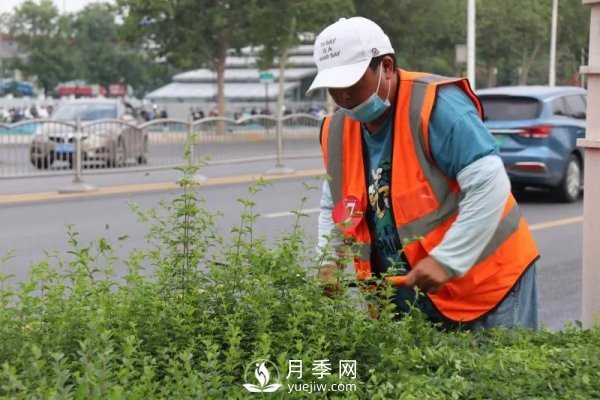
[340,64,391,123]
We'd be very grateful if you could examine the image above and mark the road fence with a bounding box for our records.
[0,114,323,181]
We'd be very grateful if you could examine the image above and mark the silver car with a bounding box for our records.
[29,99,148,169]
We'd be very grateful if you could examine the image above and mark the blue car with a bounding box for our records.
[476,86,586,202]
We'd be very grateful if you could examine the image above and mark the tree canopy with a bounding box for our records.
[117,0,258,117]
[247,0,354,114]
[7,0,77,93]
[1,0,592,102]
[5,0,170,96]
[356,0,590,87]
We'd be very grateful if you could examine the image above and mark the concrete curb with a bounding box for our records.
[0,168,326,206]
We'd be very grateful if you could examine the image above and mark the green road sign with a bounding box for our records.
[259,72,275,83]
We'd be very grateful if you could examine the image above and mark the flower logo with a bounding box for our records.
[243,359,282,393]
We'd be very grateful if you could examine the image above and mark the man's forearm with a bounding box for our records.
[316,180,344,264]
[430,155,510,277]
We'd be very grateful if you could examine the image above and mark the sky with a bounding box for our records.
[0,0,114,15]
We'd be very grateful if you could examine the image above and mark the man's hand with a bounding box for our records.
[402,256,451,294]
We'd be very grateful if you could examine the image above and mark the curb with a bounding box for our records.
[0,168,326,206]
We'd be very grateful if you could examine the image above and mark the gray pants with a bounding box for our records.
[467,264,540,330]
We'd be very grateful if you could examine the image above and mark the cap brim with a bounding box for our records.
[306,58,371,96]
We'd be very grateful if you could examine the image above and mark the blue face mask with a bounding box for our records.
[340,64,391,123]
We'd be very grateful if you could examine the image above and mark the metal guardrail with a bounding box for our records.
[0,114,323,180]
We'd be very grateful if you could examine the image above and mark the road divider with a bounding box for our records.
[0,168,325,206]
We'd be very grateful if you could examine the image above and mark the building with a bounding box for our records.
[0,34,21,82]
[145,44,326,118]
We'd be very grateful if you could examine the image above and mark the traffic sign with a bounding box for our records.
[259,72,275,83]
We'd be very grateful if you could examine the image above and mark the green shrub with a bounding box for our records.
[1,164,599,399]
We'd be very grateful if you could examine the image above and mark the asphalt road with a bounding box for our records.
[0,173,584,331]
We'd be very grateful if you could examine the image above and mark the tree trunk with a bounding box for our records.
[519,41,542,85]
[276,16,296,120]
[215,32,227,135]
[277,52,287,118]
[486,64,497,88]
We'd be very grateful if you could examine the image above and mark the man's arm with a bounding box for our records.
[316,180,345,286]
[404,85,507,292]
[430,154,510,276]
[403,155,510,292]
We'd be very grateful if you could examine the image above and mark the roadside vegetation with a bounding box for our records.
[1,160,599,399]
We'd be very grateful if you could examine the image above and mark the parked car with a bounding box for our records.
[29,98,148,169]
[476,86,586,202]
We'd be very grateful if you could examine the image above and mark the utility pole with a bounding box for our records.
[0,32,3,83]
[578,0,600,329]
[581,48,587,87]
[549,0,558,86]
[467,0,476,88]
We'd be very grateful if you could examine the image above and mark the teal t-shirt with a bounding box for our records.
[361,113,401,273]
[361,84,498,318]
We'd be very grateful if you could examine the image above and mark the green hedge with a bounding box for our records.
[1,168,599,399]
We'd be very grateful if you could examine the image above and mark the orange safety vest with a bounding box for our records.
[320,68,540,323]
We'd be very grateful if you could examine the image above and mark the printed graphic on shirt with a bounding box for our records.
[367,157,402,270]
[368,166,389,219]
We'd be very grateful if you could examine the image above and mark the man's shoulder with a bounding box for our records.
[437,83,471,103]
[432,83,476,119]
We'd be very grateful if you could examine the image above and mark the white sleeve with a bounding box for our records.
[316,180,344,263]
[429,155,510,277]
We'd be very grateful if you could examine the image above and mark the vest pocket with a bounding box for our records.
[392,183,439,224]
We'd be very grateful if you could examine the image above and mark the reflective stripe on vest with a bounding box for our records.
[324,112,372,268]
[326,112,345,206]
[396,75,464,242]
[399,74,524,262]
[474,202,521,265]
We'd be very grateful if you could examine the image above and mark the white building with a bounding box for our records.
[145,45,326,118]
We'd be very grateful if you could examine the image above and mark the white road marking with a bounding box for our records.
[263,208,320,218]
[529,216,583,231]
[263,209,584,234]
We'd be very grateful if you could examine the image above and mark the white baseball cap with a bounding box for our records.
[306,17,394,96]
